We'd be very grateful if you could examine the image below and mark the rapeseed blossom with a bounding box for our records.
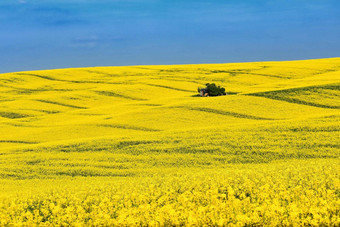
[0,58,339,225]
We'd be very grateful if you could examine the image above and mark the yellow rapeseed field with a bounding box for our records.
[0,58,339,226]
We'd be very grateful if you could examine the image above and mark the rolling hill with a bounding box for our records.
[0,58,339,225]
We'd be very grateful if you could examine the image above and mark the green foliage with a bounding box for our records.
[198,83,226,96]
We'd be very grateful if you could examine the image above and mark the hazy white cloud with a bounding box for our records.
[70,35,98,48]
[69,35,126,48]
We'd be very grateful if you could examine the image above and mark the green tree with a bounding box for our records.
[199,83,226,96]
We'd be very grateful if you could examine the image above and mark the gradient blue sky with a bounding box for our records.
[1,0,339,73]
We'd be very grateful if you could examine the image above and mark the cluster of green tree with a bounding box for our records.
[198,83,226,96]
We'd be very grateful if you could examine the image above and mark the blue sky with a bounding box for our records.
[0,0,339,73]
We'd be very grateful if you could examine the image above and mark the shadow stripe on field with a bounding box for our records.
[35,99,87,109]
[171,106,274,120]
[246,83,340,109]
[0,140,38,144]
[0,111,31,119]
[144,83,193,92]
[94,91,148,101]
[97,124,161,132]
[15,73,123,85]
